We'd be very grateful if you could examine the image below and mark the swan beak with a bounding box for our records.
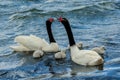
[58,17,63,22]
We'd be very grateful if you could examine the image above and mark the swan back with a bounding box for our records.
[15,35,49,50]
[70,45,103,66]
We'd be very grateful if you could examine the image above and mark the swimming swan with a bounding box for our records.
[10,18,59,53]
[33,18,60,58]
[41,18,59,52]
[58,17,103,66]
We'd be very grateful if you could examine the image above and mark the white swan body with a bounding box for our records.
[10,35,60,53]
[15,35,49,50]
[54,50,66,59]
[33,50,44,58]
[10,35,49,51]
[70,45,103,66]
[42,42,59,53]
[91,46,105,55]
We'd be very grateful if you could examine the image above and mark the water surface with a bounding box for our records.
[0,0,120,80]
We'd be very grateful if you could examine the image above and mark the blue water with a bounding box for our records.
[0,0,120,80]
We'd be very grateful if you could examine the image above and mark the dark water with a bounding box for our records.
[0,0,120,80]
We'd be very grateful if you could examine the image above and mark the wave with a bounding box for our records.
[0,58,25,70]
[6,0,120,21]
[68,1,120,14]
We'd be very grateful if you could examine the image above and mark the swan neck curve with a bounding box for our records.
[46,21,56,43]
[62,20,75,46]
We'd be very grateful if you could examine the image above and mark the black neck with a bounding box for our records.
[46,21,56,43]
[62,21,75,46]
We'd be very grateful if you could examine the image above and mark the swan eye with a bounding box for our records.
[62,18,65,21]
[62,18,67,21]
[58,17,67,22]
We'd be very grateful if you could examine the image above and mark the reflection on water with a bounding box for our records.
[0,0,120,79]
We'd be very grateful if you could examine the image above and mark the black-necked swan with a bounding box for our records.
[91,46,105,55]
[58,17,103,66]
[41,18,59,52]
[32,18,60,58]
[44,18,67,59]
[10,18,60,53]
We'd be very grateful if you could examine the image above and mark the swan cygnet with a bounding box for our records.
[54,49,66,59]
[58,17,104,66]
[91,46,105,55]
[33,50,44,58]
[76,42,83,49]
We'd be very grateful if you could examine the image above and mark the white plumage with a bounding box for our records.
[91,46,105,55]
[70,45,103,66]
[42,42,59,53]
[54,50,66,59]
[58,17,104,66]
[33,50,44,58]
[10,44,30,52]
[14,35,49,50]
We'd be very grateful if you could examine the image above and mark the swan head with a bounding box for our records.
[58,17,71,30]
[46,18,54,25]
[58,17,71,27]
[47,18,54,22]
[58,17,69,24]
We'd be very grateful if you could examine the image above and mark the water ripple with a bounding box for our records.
[0,0,120,79]
[0,58,25,70]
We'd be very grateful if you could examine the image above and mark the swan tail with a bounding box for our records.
[10,45,30,51]
[88,58,104,66]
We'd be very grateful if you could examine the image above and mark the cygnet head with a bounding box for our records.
[76,42,83,49]
[91,46,106,55]
[100,46,106,50]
